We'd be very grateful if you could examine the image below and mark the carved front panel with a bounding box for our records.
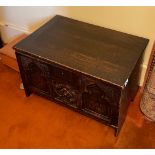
[50,65,81,108]
[82,77,120,124]
[20,56,51,95]
[52,80,79,108]
[18,54,120,127]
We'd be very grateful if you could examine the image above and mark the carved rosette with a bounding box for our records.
[53,81,78,108]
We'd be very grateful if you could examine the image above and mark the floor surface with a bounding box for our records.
[0,62,155,148]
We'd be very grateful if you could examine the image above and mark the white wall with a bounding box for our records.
[0,6,66,42]
[0,6,155,86]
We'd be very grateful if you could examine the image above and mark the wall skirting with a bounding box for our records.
[139,64,147,86]
[0,22,30,43]
[0,22,30,33]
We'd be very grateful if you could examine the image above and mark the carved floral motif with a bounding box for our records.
[53,81,78,108]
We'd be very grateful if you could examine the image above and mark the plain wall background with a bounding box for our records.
[0,6,155,85]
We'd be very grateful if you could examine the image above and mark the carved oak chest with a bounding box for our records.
[13,15,149,135]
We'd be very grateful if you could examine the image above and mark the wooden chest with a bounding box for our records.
[13,15,149,135]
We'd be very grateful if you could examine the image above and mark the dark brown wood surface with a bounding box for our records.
[15,52,121,131]
[0,34,3,48]
[13,15,149,87]
[14,15,149,135]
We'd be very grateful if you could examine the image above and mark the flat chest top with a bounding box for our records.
[14,15,149,87]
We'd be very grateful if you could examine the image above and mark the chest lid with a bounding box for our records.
[13,15,149,87]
